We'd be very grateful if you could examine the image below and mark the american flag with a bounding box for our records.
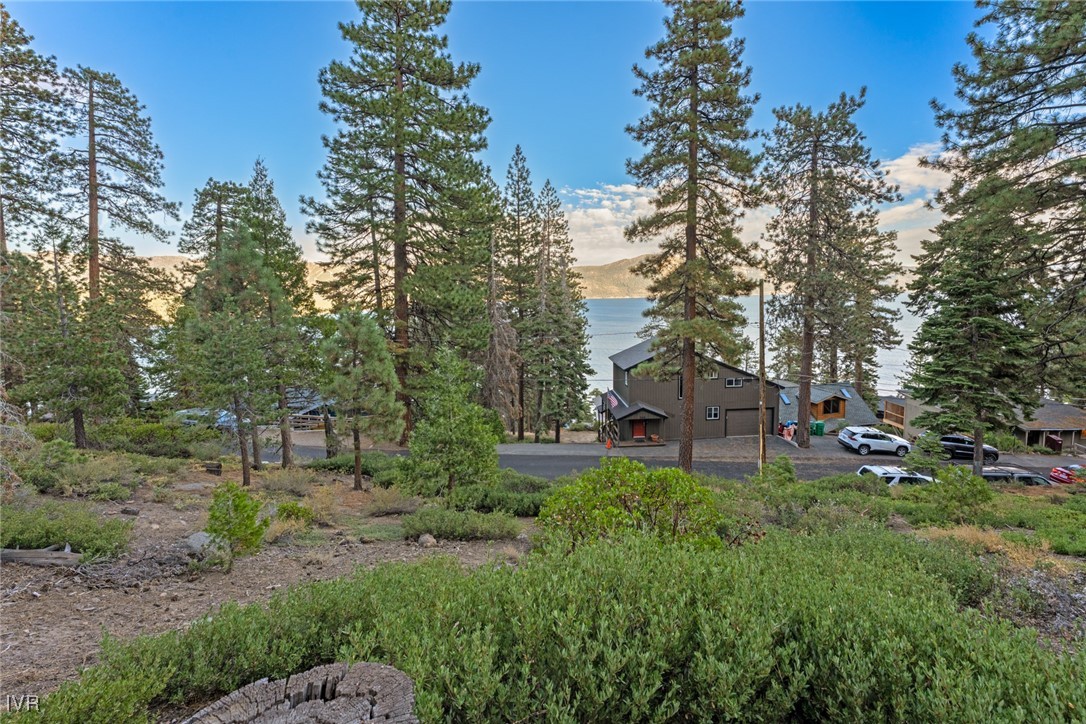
[608,392,619,409]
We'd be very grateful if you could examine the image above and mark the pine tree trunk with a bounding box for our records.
[278,383,293,469]
[251,423,262,471]
[517,364,525,441]
[853,356,864,398]
[796,140,820,450]
[88,77,100,301]
[828,345,839,383]
[353,428,363,491]
[72,406,87,449]
[235,395,251,486]
[0,195,7,260]
[533,385,543,443]
[555,419,561,443]
[678,41,699,474]
[392,33,412,446]
[213,197,223,255]
[973,423,985,477]
[323,405,338,459]
[370,213,383,318]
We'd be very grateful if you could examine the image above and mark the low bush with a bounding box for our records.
[926,465,995,523]
[365,487,421,517]
[1028,444,1058,455]
[88,418,219,458]
[14,440,83,493]
[304,451,397,477]
[23,531,1082,723]
[448,469,554,517]
[265,518,308,545]
[0,500,132,560]
[28,422,62,442]
[205,482,269,562]
[539,458,728,548]
[986,431,1027,454]
[303,485,338,526]
[401,508,519,541]
[755,455,798,487]
[276,501,315,525]
[261,468,318,497]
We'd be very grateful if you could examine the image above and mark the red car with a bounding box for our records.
[1049,464,1085,485]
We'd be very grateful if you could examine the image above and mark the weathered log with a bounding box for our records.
[181,662,418,723]
[0,548,82,566]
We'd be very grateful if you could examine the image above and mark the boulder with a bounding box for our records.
[418,533,437,548]
[184,532,220,558]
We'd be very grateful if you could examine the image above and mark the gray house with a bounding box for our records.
[776,381,878,434]
[599,339,779,442]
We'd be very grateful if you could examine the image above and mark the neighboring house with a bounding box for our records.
[598,338,780,442]
[879,396,906,433]
[896,392,1085,452]
[775,381,878,433]
[1012,400,1086,453]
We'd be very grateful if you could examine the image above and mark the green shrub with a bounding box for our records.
[1028,444,1058,455]
[539,458,727,548]
[927,466,995,523]
[448,470,554,516]
[986,430,1027,454]
[261,467,318,497]
[276,501,315,525]
[89,417,218,458]
[63,456,140,498]
[371,466,403,490]
[304,451,397,477]
[15,440,83,493]
[401,508,519,541]
[756,455,798,487]
[24,531,1082,723]
[28,422,62,442]
[206,482,270,561]
[0,500,131,560]
[365,487,421,517]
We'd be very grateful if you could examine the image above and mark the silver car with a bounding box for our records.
[838,426,911,457]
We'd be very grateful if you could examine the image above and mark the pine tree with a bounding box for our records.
[311,0,491,441]
[62,66,178,300]
[179,178,249,259]
[320,309,403,490]
[625,0,759,471]
[761,90,901,447]
[927,0,1086,398]
[180,228,282,486]
[0,7,70,255]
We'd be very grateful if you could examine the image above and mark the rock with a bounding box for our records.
[120,507,140,516]
[516,533,531,543]
[175,482,206,492]
[183,532,220,558]
[418,533,437,548]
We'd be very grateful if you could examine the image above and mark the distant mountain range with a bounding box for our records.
[141,254,914,304]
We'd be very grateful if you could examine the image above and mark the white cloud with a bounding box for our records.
[561,143,951,269]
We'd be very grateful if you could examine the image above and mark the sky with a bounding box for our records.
[11,1,983,266]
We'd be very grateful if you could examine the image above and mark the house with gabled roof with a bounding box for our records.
[775,381,878,433]
[598,338,780,443]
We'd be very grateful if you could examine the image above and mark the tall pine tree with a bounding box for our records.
[625,0,759,471]
[311,0,491,441]
[761,90,901,447]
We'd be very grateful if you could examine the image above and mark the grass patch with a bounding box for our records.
[19,531,1084,723]
[364,487,421,517]
[260,467,318,497]
[401,507,519,541]
[0,500,132,560]
[353,520,406,543]
[918,525,1076,576]
[304,451,397,477]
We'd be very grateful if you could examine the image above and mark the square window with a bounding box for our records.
[707,369,719,380]
[726,378,743,388]
[706,406,720,420]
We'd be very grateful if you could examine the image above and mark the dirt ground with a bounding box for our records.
[0,468,526,704]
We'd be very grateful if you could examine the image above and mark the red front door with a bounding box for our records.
[631,420,646,439]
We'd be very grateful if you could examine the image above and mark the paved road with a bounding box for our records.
[268,443,1063,481]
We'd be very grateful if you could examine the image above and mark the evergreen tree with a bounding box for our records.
[0,7,70,254]
[180,228,283,485]
[927,0,1086,398]
[761,90,901,447]
[62,66,178,300]
[625,0,759,471]
[179,178,249,259]
[320,309,403,490]
[311,0,491,441]
[498,146,540,440]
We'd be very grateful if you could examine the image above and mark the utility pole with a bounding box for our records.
[758,279,767,471]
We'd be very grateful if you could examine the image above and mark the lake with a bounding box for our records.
[585,296,921,396]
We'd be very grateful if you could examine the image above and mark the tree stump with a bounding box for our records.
[181,662,418,723]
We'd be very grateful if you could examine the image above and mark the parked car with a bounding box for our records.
[937,433,999,463]
[857,465,933,486]
[838,426,912,457]
[173,408,248,432]
[979,466,1054,486]
[1049,464,1085,485]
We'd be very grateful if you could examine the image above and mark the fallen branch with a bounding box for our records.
[0,549,82,567]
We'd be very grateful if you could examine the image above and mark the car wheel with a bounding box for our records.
[896,446,908,457]
[858,444,871,456]
[984,453,997,464]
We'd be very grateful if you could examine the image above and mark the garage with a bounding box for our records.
[725,408,760,436]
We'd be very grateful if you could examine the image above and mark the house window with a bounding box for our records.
[823,398,842,415]
[707,369,719,380]
[678,376,683,400]
[725,378,743,388]
[706,406,720,420]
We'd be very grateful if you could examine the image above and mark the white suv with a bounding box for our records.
[838,426,911,457]
[857,465,933,486]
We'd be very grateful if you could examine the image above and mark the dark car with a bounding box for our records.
[939,433,999,463]
[979,466,1053,486]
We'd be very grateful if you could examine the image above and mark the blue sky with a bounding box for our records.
[12,1,981,263]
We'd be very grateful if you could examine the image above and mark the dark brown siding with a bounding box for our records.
[625,364,779,439]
